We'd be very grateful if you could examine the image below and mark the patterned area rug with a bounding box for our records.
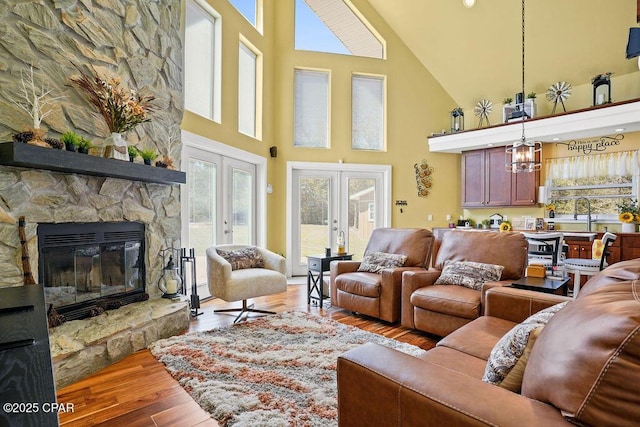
[149,311,427,426]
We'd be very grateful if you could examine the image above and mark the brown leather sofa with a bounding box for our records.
[402,230,528,336]
[337,258,640,426]
[330,228,433,323]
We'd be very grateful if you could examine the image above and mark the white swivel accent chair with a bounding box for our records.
[564,232,617,298]
[206,244,287,323]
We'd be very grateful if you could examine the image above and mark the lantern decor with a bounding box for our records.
[180,247,202,317]
[158,248,183,299]
[592,72,612,106]
[450,107,464,133]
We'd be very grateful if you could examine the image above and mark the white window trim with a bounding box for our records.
[351,72,386,151]
[180,130,267,247]
[293,67,331,148]
[285,161,391,274]
[342,0,387,59]
[185,0,222,123]
[238,34,263,140]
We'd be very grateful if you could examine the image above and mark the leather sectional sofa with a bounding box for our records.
[337,259,640,426]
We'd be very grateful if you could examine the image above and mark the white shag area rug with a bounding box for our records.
[149,311,427,426]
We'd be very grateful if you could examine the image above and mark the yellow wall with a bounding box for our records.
[182,0,461,254]
[180,1,640,254]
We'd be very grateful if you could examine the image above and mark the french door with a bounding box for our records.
[288,163,390,276]
[182,145,257,297]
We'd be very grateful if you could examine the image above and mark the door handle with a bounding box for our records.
[332,227,338,231]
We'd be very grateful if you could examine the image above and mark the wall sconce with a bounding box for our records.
[450,107,464,133]
[592,73,612,106]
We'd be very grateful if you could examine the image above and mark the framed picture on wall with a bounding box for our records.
[535,217,544,230]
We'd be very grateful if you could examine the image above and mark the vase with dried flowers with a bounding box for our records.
[617,199,639,233]
[70,67,155,160]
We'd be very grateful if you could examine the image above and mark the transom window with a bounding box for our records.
[228,0,263,32]
[545,150,639,218]
[295,0,385,59]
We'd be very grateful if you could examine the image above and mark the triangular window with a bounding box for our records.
[295,0,385,59]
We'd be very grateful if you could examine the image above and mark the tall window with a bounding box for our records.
[546,150,639,217]
[294,69,330,148]
[352,74,385,151]
[238,40,261,139]
[184,0,221,122]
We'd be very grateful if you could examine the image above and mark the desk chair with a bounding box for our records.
[564,232,617,298]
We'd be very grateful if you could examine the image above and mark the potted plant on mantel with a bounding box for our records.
[60,131,80,152]
[70,66,156,161]
[137,148,158,166]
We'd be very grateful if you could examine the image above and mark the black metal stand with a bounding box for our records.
[180,248,202,318]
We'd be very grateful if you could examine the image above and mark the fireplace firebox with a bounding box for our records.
[37,222,146,321]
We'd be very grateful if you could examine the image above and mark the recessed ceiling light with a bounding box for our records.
[487,143,493,147]
[615,128,625,132]
[463,0,476,8]
[552,137,560,141]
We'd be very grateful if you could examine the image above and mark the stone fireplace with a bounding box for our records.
[0,0,187,387]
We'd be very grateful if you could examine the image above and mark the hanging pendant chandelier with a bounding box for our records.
[505,0,541,173]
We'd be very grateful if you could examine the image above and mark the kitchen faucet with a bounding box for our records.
[573,197,592,232]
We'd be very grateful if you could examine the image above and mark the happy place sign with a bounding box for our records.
[556,134,624,155]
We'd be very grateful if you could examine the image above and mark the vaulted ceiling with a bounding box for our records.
[368,0,638,111]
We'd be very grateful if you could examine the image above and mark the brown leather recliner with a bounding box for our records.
[330,228,433,323]
[402,230,528,336]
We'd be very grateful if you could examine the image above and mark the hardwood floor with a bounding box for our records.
[56,282,438,426]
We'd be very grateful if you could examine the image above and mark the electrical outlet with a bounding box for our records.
[427,214,433,221]
[446,214,451,221]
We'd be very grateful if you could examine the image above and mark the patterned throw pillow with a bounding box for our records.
[216,247,265,271]
[482,301,568,387]
[357,252,407,274]
[433,260,504,290]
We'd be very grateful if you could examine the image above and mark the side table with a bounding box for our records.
[307,253,353,308]
[511,276,570,296]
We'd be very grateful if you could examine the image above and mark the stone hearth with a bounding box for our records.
[0,0,185,386]
[50,298,190,388]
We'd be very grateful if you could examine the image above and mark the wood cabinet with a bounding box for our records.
[461,147,539,207]
[621,234,640,261]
